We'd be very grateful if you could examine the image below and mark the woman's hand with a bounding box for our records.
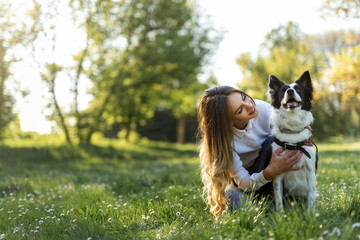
[263,148,302,181]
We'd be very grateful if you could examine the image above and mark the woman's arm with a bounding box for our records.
[230,151,271,191]
[231,148,302,190]
[262,148,302,181]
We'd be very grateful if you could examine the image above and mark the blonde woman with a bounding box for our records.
[197,86,303,217]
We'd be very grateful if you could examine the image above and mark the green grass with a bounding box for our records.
[0,135,359,239]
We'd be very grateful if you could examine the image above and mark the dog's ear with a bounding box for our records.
[296,71,313,100]
[267,75,284,108]
[268,75,285,92]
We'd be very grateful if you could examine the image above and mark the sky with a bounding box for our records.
[14,0,360,134]
[196,0,360,86]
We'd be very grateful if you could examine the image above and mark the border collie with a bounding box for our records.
[267,71,317,211]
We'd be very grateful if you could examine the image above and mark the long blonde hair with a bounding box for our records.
[197,86,249,216]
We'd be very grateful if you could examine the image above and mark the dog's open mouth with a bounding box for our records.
[283,99,302,109]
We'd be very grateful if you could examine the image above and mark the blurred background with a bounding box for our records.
[1,0,360,145]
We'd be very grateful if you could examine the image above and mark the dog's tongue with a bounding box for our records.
[286,102,298,108]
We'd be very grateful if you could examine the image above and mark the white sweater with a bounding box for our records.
[229,99,272,191]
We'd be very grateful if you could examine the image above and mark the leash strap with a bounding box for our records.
[311,140,319,171]
[311,140,318,153]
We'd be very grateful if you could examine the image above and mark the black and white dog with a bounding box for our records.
[268,71,317,211]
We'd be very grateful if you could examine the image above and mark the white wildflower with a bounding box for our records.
[352,222,360,228]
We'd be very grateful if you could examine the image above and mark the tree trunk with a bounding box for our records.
[74,47,87,143]
[355,106,360,137]
[74,5,96,144]
[53,90,72,145]
[124,122,132,141]
[49,65,72,145]
[176,114,186,144]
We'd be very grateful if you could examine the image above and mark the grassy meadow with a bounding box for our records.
[0,135,359,239]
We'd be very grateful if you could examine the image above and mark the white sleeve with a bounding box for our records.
[230,150,271,192]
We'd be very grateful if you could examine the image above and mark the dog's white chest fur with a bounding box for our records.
[271,108,313,142]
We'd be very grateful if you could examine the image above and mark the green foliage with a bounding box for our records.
[313,35,360,138]
[0,136,359,239]
[312,98,357,140]
[137,109,198,142]
[38,0,219,144]
[236,22,323,100]
[235,21,360,139]
[87,0,218,138]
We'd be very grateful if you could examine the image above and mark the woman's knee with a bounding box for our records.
[226,186,248,211]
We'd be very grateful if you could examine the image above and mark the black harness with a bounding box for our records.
[273,137,319,170]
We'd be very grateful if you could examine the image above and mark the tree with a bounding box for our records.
[165,81,208,144]
[0,0,41,136]
[38,0,105,144]
[318,1,360,137]
[236,22,323,100]
[69,0,218,144]
[327,45,360,135]
[41,63,73,144]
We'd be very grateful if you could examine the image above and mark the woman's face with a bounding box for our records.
[228,91,259,129]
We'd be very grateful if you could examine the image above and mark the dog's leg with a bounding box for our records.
[273,176,284,211]
[307,186,316,211]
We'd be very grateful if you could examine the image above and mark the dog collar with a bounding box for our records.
[273,137,313,158]
[279,128,306,134]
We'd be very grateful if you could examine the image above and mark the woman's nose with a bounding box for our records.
[245,102,252,109]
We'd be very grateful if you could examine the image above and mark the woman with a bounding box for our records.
[197,86,303,217]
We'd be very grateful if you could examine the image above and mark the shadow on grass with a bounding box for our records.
[0,142,200,197]
[0,142,198,169]
[0,142,197,164]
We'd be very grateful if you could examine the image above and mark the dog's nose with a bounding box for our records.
[287,89,294,95]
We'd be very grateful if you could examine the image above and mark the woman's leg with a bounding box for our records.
[226,185,248,211]
[247,136,273,174]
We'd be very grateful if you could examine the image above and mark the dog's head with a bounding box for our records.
[267,71,313,111]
